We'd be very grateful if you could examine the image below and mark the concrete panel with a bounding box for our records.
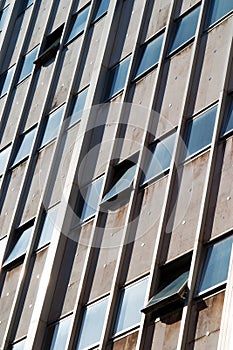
[20,143,55,225]
[0,264,22,342]
[146,0,171,39]
[194,17,233,114]
[151,314,181,350]
[1,79,30,149]
[127,177,168,282]
[51,0,70,32]
[77,0,91,10]
[15,248,48,339]
[157,45,193,138]
[180,0,201,16]
[51,39,82,109]
[166,152,209,261]
[111,331,138,350]
[89,204,128,301]
[0,162,27,238]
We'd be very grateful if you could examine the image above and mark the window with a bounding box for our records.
[40,105,64,148]
[114,278,148,335]
[185,105,217,159]
[0,145,11,175]
[0,5,9,33]
[93,0,110,21]
[77,176,104,222]
[67,5,90,43]
[142,131,176,185]
[222,99,233,136]
[208,0,233,26]
[135,33,164,79]
[36,26,63,65]
[198,235,233,294]
[18,46,39,83]
[37,206,58,249]
[76,297,109,349]
[12,127,37,166]
[169,6,200,54]
[3,222,34,266]
[12,339,26,350]
[50,316,72,350]
[105,56,131,100]
[69,88,88,127]
[0,65,15,97]
[23,0,33,10]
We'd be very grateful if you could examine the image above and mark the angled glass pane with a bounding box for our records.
[4,225,34,265]
[13,127,37,166]
[37,206,58,249]
[103,164,137,202]
[222,101,233,135]
[0,65,15,97]
[143,131,176,184]
[80,176,104,222]
[198,235,233,293]
[135,33,164,78]
[76,297,109,350]
[0,145,11,175]
[185,105,217,159]
[50,316,72,350]
[94,0,110,21]
[114,277,148,335]
[41,105,64,147]
[105,56,131,100]
[67,5,90,42]
[12,339,26,350]
[69,88,88,127]
[0,237,7,262]
[0,6,9,32]
[169,6,200,53]
[208,0,233,26]
[18,46,39,83]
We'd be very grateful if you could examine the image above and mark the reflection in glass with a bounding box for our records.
[69,88,88,127]
[67,6,90,42]
[208,0,233,26]
[0,145,11,175]
[18,46,39,83]
[13,127,37,166]
[80,176,104,222]
[50,316,72,350]
[0,65,15,97]
[40,105,64,147]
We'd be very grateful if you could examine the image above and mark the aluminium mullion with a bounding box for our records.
[176,34,233,350]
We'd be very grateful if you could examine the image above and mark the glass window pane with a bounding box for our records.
[135,33,164,78]
[105,56,131,100]
[143,131,176,184]
[94,0,110,21]
[13,127,37,166]
[185,105,217,159]
[209,0,233,26]
[114,278,148,335]
[4,226,34,265]
[67,6,90,42]
[198,236,233,293]
[76,297,109,350]
[50,316,72,350]
[0,237,7,262]
[222,101,233,135]
[103,164,137,202]
[37,206,58,249]
[18,46,39,83]
[0,65,15,97]
[170,6,200,53]
[0,6,9,32]
[12,339,26,350]
[0,145,11,175]
[80,176,104,222]
[69,88,88,127]
[41,105,64,147]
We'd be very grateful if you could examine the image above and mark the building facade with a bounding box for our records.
[0,0,233,349]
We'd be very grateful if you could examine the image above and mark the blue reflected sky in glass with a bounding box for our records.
[0,145,11,175]
[37,206,58,249]
[185,105,217,159]
[41,105,64,147]
[80,176,104,222]
[69,88,88,127]
[76,297,108,350]
[13,127,37,166]
[0,65,15,97]
[0,6,9,32]
[170,6,200,53]
[114,277,148,335]
[50,316,72,350]
[209,0,233,26]
[135,33,164,78]
[67,6,90,42]
[12,339,26,350]
[106,56,131,100]
[222,101,233,135]
[94,0,110,21]
[198,235,233,293]
[18,46,39,83]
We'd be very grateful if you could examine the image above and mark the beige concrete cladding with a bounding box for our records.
[0,0,232,349]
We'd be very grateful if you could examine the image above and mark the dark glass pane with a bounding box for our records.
[18,46,39,83]
[12,339,26,350]
[0,145,11,175]
[209,0,233,26]
[37,206,58,249]
[69,88,88,127]
[76,297,109,349]
[170,6,200,53]
[0,65,15,97]
[4,226,34,265]
[114,278,148,335]
[143,131,176,184]
[80,176,104,222]
[94,0,110,21]
[0,6,9,32]
[106,56,131,100]
[103,164,137,202]
[67,6,90,42]
[185,105,217,159]
[135,33,164,78]
[13,127,37,166]
[50,316,72,350]
[198,236,233,293]
[222,101,233,135]
[41,105,64,147]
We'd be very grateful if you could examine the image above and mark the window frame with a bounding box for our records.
[66,3,91,45]
[17,46,39,84]
[206,0,233,28]
[0,64,15,97]
[92,0,110,23]
[11,126,37,168]
[67,86,88,129]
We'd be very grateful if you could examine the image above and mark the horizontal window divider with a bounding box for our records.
[195,281,227,299]
[205,9,233,32]
[132,62,159,83]
[166,37,195,59]
[140,169,170,188]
